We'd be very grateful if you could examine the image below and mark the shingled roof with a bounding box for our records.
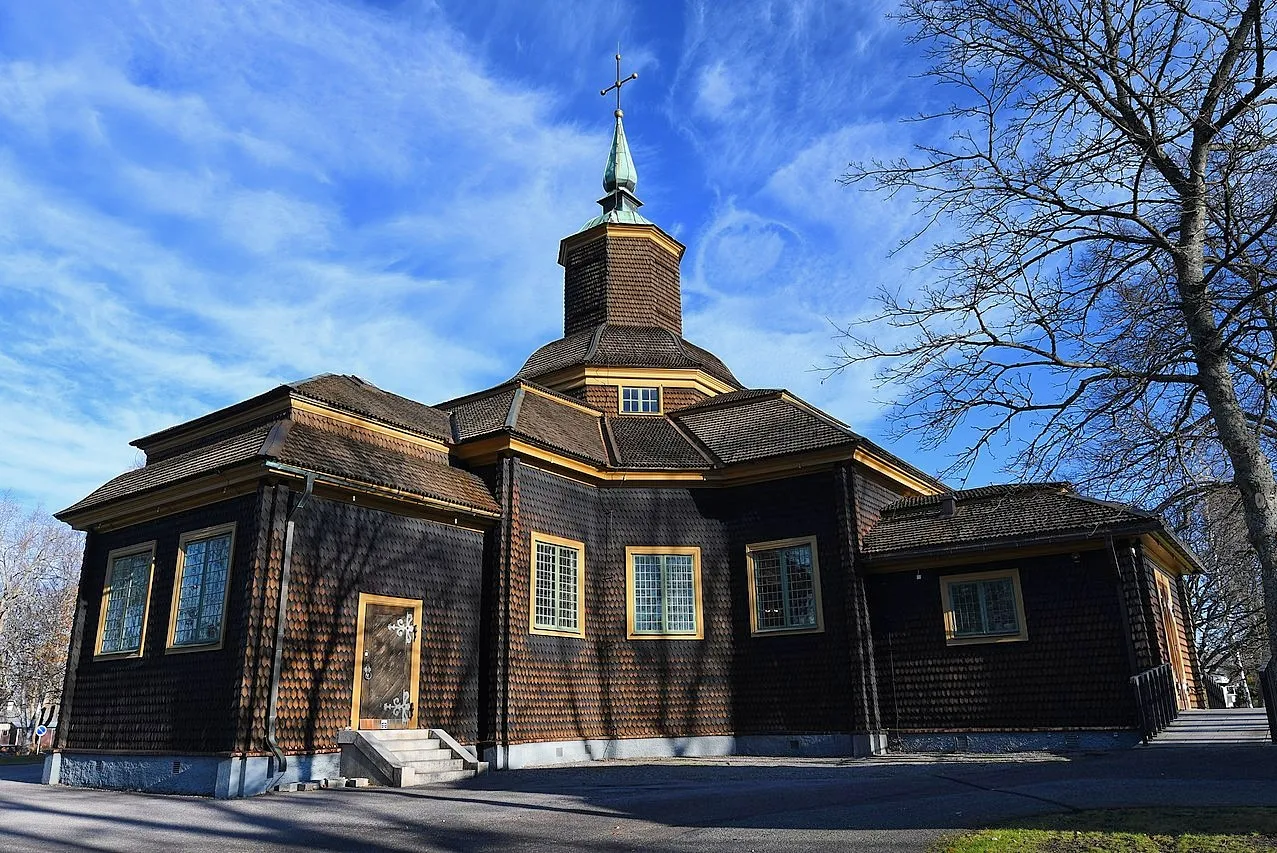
[514,323,742,388]
[861,483,1187,564]
[60,413,500,522]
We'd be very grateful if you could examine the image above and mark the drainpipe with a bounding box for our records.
[264,468,315,788]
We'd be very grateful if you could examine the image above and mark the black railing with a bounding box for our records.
[1261,659,1276,744]
[1130,663,1179,743]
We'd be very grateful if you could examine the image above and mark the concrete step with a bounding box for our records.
[387,747,450,762]
[365,730,441,743]
[405,758,465,773]
[407,768,475,785]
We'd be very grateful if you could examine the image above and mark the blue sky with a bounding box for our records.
[0,0,990,515]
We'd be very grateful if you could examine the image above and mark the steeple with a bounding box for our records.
[583,54,652,229]
[559,53,685,337]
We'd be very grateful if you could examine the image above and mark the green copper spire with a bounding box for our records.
[581,54,652,230]
[604,110,638,194]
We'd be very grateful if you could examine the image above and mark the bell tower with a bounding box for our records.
[559,54,685,337]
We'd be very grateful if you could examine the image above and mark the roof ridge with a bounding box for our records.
[663,413,721,466]
[670,388,784,416]
[777,390,855,434]
[585,323,607,361]
[519,380,605,415]
[434,379,522,410]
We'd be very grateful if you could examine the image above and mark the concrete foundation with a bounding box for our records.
[482,732,885,769]
[43,751,342,798]
[890,730,1143,753]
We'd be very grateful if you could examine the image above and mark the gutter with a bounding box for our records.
[264,468,315,789]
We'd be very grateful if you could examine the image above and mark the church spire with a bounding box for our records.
[583,53,652,229]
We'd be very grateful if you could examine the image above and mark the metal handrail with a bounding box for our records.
[1260,659,1276,744]
[1130,663,1178,743]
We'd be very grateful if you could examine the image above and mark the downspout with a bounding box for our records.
[265,470,315,787]
[499,455,516,769]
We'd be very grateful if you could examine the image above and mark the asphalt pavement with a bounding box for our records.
[3,742,1275,852]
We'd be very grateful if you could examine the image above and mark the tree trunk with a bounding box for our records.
[1178,194,1277,664]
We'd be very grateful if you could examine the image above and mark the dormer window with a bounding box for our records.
[620,386,660,414]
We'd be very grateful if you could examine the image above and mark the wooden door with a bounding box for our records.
[351,594,422,730]
[1155,574,1190,710]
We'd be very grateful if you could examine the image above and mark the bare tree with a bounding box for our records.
[1174,489,1268,696]
[0,496,81,746]
[838,0,1277,659]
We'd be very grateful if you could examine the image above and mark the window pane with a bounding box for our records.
[751,543,816,631]
[981,577,1019,634]
[173,533,232,647]
[621,387,659,413]
[101,551,150,654]
[534,542,558,628]
[949,576,1020,638]
[753,550,784,629]
[664,555,696,633]
[782,545,816,627]
[556,545,578,630]
[949,581,984,636]
[632,554,664,632]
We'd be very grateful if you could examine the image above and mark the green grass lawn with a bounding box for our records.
[935,808,1277,852]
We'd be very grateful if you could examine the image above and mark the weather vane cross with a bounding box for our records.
[600,52,638,116]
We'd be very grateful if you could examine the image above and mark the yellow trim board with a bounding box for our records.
[290,399,450,455]
[745,536,825,637]
[519,384,604,417]
[350,593,424,730]
[851,447,941,497]
[164,523,236,655]
[544,366,738,398]
[625,545,704,640]
[939,568,1029,646]
[557,221,687,264]
[93,541,158,660]
[528,532,587,638]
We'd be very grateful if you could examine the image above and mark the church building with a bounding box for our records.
[44,68,1204,798]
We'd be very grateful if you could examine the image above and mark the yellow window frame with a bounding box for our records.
[625,545,703,640]
[940,567,1029,646]
[94,541,157,660]
[529,532,586,638]
[745,535,825,636]
[166,522,236,654]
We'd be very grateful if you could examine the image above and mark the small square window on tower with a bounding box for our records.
[620,386,660,413]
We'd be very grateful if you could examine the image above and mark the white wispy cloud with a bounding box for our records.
[0,0,609,512]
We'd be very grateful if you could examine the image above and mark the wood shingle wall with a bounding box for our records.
[866,550,1136,732]
[500,463,866,746]
[62,494,260,753]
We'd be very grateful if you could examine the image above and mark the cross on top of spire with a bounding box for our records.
[579,52,652,231]
[600,52,638,118]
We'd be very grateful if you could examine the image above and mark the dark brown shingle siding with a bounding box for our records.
[505,466,859,745]
[868,550,1135,731]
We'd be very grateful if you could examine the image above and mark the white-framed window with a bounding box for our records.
[940,568,1028,645]
[167,524,235,651]
[95,542,157,658]
[626,546,703,639]
[530,533,585,637]
[746,536,823,635]
[620,386,661,414]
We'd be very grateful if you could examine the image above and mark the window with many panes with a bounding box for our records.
[746,537,823,635]
[940,569,1028,644]
[626,547,702,639]
[168,525,235,650]
[620,386,660,413]
[530,534,585,636]
[96,543,155,657]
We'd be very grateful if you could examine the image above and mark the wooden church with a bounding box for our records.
[44,75,1204,797]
